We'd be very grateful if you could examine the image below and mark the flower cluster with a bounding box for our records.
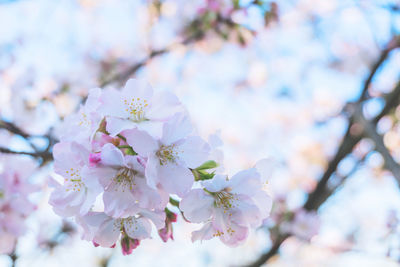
[0,155,38,254]
[49,79,272,254]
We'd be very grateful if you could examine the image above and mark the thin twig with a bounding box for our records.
[100,33,203,87]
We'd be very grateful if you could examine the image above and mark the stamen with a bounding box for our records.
[123,217,139,233]
[78,112,90,126]
[212,227,236,237]
[213,189,238,216]
[123,98,149,122]
[113,217,139,234]
[156,144,181,165]
[113,218,123,232]
[113,167,137,192]
[65,168,84,192]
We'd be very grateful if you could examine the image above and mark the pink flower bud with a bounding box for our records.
[121,236,140,255]
[168,212,177,223]
[159,211,177,242]
[158,223,174,243]
[89,153,101,166]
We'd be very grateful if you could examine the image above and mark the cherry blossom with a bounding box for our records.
[82,143,168,218]
[57,88,103,146]
[47,78,273,253]
[0,156,39,254]
[49,141,102,217]
[78,209,165,248]
[125,113,210,196]
[99,79,182,137]
[180,166,272,246]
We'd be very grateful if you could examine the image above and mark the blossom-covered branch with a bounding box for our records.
[99,0,278,87]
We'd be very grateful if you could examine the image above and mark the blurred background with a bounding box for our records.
[1,0,400,266]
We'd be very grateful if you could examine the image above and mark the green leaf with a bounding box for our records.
[195,160,218,170]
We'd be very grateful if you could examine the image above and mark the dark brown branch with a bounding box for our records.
[304,80,400,211]
[304,123,359,210]
[0,119,56,164]
[42,221,75,251]
[353,105,400,185]
[246,37,400,267]
[359,35,400,101]
[0,146,53,163]
[0,120,31,139]
[373,82,400,124]
[244,234,290,267]
[9,252,17,267]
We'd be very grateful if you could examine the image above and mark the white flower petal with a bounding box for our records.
[161,113,192,145]
[81,165,117,189]
[124,217,152,240]
[202,174,229,192]
[178,136,210,169]
[144,154,160,190]
[124,129,158,156]
[106,117,137,136]
[180,189,214,223]
[101,143,125,167]
[139,209,166,230]
[122,79,153,102]
[147,90,182,121]
[191,222,215,243]
[158,163,194,197]
[94,218,121,247]
[228,168,261,196]
[99,89,127,118]
[103,182,139,218]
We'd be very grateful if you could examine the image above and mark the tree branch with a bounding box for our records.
[0,146,53,163]
[246,37,400,266]
[245,234,290,267]
[99,33,204,87]
[0,120,31,139]
[353,104,400,185]
[359,35,400,101]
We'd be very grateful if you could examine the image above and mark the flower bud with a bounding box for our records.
[121,235,140,256]
[158,210,177,242]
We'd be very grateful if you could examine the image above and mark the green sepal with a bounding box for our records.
[169,197,180,207]
[191,169,216,181]
[124,147,137,156]
[195,160,218,171]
